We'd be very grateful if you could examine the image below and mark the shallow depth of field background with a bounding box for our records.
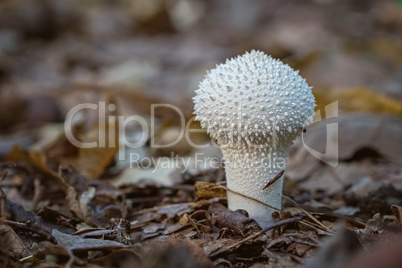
[0,1,401,267]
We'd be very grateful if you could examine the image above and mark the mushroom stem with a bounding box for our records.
[222,146,286,229]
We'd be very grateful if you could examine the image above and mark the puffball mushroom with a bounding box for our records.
[193,50,315,229]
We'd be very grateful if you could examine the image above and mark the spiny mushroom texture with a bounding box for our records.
[193,50,315,229]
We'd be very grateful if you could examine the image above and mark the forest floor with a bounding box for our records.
[0,0,401,267]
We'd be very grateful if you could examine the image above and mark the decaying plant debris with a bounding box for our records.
[1,144,401,267]
[0,0,402,267]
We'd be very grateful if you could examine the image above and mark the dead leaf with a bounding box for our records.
[194,181,227,199]
[201,238,235,257]
[74,119,119,179]
[314,87,402,116]
[66,186,97,226]
[157,203,193,219]
[52,229,126,252]
[179,213,211,233]
[287,113,402,181]
[5,198,75,237]
[6,146,63,183]
[57,96,120,179]
[391,205,402,223]
[0,224,30,259]
[66,186,84,220]
[142,222,165,234]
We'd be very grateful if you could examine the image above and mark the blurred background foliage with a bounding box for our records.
[0,0,401,163]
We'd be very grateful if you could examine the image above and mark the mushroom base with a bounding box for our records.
[226,178,282,230]
[222,147,286,231]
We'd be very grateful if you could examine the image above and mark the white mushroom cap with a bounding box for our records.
[193,50,315,229]
[194,50,315,150]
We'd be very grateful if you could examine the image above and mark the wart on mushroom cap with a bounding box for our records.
[193,50,315,229]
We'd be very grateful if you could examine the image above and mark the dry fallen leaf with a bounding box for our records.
[287,113,402,181]
[66,186,97,226]
[194,181,227,199]
[314,87,402,116]
[7,146,62,181]
[52,229,126,252]
[391,205,402,223]
[74,119,119,179]
[0,224,30,259]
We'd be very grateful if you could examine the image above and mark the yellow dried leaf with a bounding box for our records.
[314,87,402,116]
[6,145,64,184]
[74,119,119,179]
[64,96,120,179]
[179,213,189,225]
[194,181,227,199]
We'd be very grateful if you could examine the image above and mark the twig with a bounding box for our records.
[283,232,320,245]
[309,211,366,228]
[0,171,8,220]
[218,185,280,212]
[284,196,334,234]
[30,177,44,212]
[298,231,321,245]
[2,219,53,240]
[298,220,333,236]
[208,203,261,236]
[210,215,305,257]
[0,172,7,183]
[262,170,284,190]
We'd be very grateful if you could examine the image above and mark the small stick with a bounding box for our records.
[284,195,334,234]
[218,185,280,211]
[262,170,284,190]
[208,203,261,237]
[0,171,8,220]
[210,215,305,257]
[2,219,53,240]
[0,171,8,183]
[299,220,333,236]
[30,177,44,212]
